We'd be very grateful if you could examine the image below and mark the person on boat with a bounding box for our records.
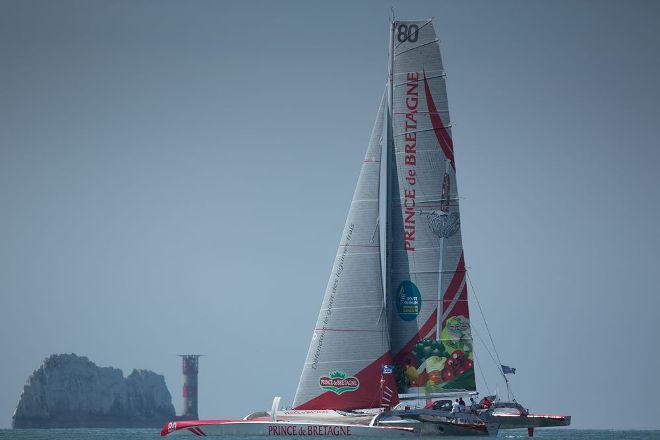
[451,399,460,413]
[458,397,466,411]
[482,396,492,409]
[470,397,478,413]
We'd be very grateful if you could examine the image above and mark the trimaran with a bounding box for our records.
[162,17,571,438]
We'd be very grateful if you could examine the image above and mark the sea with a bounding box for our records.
[1,430,659,440]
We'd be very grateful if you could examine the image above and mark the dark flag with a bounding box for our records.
[501,365,516,375]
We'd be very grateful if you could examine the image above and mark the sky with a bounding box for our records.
[1,0,659,430]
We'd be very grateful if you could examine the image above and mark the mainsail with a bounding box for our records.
[293,92,399,410]
[387,20,475,395]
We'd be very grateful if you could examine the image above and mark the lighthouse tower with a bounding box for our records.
[178,354,202,419]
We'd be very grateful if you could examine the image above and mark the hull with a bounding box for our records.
[160,417,496,437]
[161,420,416,437]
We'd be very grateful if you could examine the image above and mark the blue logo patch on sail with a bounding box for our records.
[381,364,395,374]
[396,280,422,321]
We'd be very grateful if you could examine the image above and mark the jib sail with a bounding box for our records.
[293,92,399,410]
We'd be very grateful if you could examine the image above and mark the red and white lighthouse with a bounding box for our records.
[178,354,202,419]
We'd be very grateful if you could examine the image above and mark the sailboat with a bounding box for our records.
[161,17,570,438]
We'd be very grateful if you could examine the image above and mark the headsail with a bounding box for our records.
[387,20,475,395]
[293,92,399,410]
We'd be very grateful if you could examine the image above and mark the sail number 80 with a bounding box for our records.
[397,24,419,43]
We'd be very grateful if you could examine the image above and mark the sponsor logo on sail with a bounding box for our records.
[396,280,422,321]
[446,315,470,333]
[319,371,360,395]
[422,210,460,239]
[403,71,419,252]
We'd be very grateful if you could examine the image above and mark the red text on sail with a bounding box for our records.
[403,72,418,251]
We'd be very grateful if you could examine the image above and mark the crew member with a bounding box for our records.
[470,397,478,413]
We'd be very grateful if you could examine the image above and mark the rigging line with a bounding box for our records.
[470,326,497,368]
[393,72,446,87]
[392,196,460,203]
[474,356,491,396]
[305,359,382,365]
[371,218,379,245]
[390,248,461,255]
[394,125,452,136]
[467,271,510,384]
[391,147,454,155]
[314,328,384,332]
[395,38,440,57]
[392,111,448,116]
[318,305,385,311]
[338,244,379,248]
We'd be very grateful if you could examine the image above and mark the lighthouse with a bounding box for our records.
[178,354,202,419]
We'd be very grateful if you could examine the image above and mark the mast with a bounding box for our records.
[381,17,395,328]
[388,17,395,122]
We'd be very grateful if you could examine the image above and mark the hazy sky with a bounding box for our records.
[1,0,659,430]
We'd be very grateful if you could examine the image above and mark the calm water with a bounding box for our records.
[1,429,659,440]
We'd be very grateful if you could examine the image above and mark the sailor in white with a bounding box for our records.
[451,399,460,413]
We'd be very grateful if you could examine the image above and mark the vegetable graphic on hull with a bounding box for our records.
[319,371,360,395]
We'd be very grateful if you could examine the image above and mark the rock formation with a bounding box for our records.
[12,353,175,428]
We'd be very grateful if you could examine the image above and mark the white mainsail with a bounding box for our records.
[387,20,475,395]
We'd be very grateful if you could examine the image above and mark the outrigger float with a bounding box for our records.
[162,16,571,438]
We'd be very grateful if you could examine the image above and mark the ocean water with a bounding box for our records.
[1,429,659,440]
